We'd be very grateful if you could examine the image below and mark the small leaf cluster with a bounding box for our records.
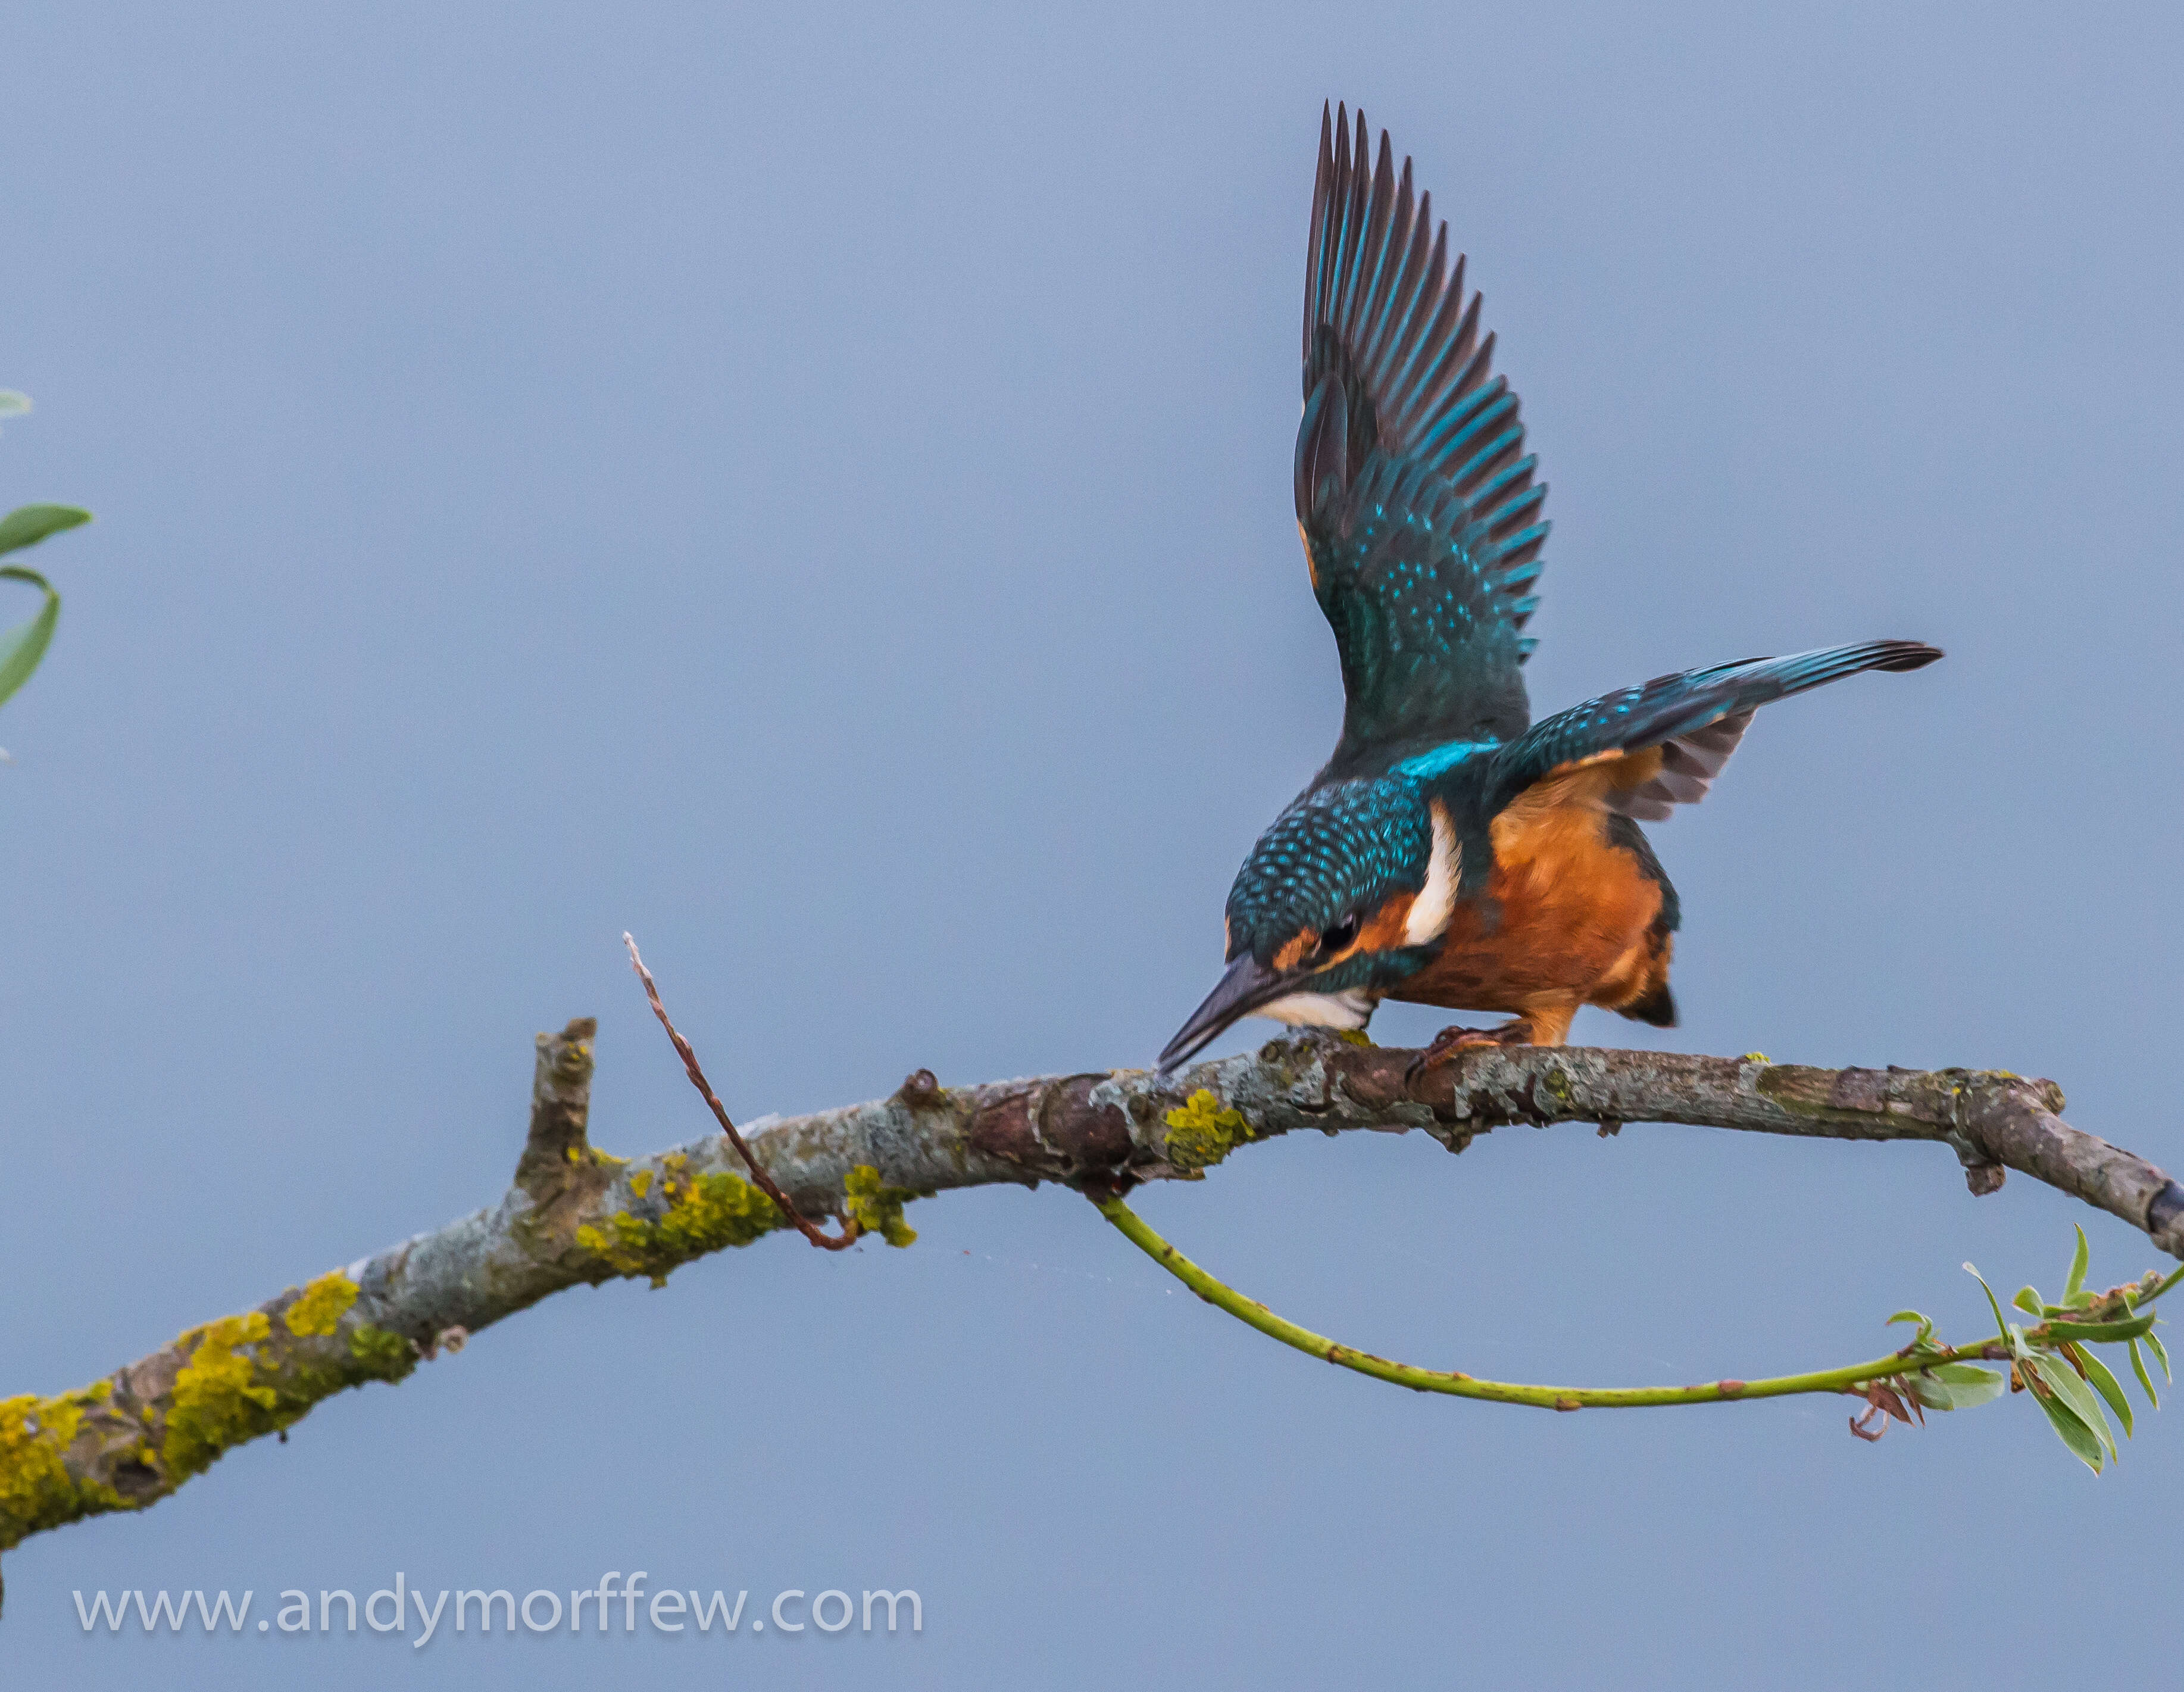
[1858,1228,2175,1468]
[0,390,93,730]
[1946,1228,2172,1472]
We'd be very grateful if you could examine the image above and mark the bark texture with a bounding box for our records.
[6,1021,2181,1591]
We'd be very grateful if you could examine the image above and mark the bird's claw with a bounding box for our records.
[1405,1018,1538,1087]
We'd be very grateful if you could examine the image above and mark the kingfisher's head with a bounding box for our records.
[1158,779,1458,1072]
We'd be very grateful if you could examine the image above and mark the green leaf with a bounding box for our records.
[2071,1344,2134,1438]
[0,391,28,416]
[2014,1285,2045,1316]
[2030,1354,2116,1461]
[2046,1312,2158,1343]
[2146,1329,2171,1384]
[2031,1375,2107,1472]
[2129,1338,2161,1408]
[0,503,91,558]
[1904,1363,2005,1410]
[1966,1263,2012,1342]
[0,566,60,710]
[2065,1225,2090,1300]
[1885,1309,1938,1345]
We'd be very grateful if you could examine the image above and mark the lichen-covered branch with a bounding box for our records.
[7,1022,2183,1597]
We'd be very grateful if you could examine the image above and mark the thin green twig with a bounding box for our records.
[1093,1192,2163,1413]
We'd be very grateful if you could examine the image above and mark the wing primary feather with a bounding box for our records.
[1328,111,1371,352]
[1445,424,1526,499]
[1355,158,1418,376]
[1374,189,1436,382]
[1386,257,1474,438]
[1383,163,1426,358]
[1417,377,1512,472]
[1376,218,1449,419]
[1398,294,1486,451]
[1494,526,1550,577]
[1484,476,1546,540]
[1471,452,1536,514]
[1295,110,1552,766]
[1304,104,1336,365]
[1345,130,1400,358]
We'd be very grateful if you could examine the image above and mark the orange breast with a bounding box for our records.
[1396,786,1663,1014]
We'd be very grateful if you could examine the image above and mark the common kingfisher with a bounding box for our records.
[1158,105,1941,1073]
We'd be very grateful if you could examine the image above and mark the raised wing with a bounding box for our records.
[1296,104,1548,778]
[1485,641,1942,817]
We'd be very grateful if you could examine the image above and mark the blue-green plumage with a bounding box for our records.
[1223,779,1429,956]
[1294,111,1548,776]
[1158,106,1941,1072]
[1221,778,1438,997]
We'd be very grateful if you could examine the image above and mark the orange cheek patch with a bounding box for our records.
[1273,894,1423,976]
[1355,894,1414,953]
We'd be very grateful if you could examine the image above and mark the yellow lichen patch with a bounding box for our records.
[163,1313,280,1481]
[576,1165,786,1285]
[284,1271,360,1338]
[346,1326,415,1379]
[1163,1089,1253,1175]
[4,1309,420,1540]
[1336,1029,1374,1048]
[0,1387,115,1549]
[629,1169,654,1198]
[843,1165,920,1248]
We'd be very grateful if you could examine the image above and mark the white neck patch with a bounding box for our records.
[1402,800,1460,945]
[1255,987,1375,1031]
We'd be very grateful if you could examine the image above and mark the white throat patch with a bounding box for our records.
[1402,800,1460,945]
[1255,987,1374,1031]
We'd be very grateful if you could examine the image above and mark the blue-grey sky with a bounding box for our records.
[7,4,2183,1685]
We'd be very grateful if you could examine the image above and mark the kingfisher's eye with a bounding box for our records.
[1317,914,1360,956]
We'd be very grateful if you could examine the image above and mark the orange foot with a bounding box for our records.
[1406,1017,1539,1085]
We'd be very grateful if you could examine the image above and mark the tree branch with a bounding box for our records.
[7,1023,2183,1594]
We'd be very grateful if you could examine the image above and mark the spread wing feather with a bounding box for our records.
[1486,641,1942,814]
[1297,105,1548,778]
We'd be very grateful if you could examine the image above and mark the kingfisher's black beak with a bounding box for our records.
[1158,955,1289,1075]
